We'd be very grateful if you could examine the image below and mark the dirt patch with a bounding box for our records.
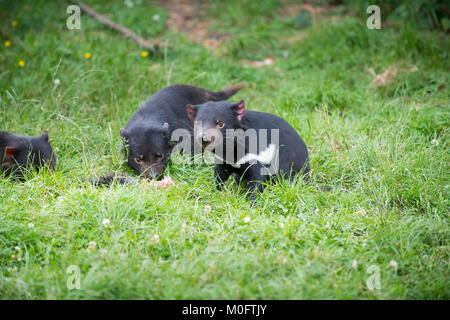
[158,0,229,50]
[277,1,344,45]
[278,2,318,19]
[278,0,342,20]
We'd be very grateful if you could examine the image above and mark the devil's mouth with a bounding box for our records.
[202,140,212,149]
[200,136,216,149]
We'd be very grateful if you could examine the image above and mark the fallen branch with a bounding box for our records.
[74,1,158,52]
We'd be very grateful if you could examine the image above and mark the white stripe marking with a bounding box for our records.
[214,144,277,168]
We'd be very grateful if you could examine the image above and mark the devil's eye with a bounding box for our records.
[216,121,225,129]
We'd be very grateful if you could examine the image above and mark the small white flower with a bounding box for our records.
[102,218,111,228]
[263,58,273,66]
[182,222,187,228]
[244,216,251,223]
[152,14,160,21]
[88,241,96,251]
[53,78,60,86]
[431,139,439,146]
[151,234,160,244]
[204,205,212,212]
[124,0,134,8]
[389,260,398,268]
[351,260,358,269]
[15,246,21,251]
[28,222,34,228]
[279,222,284,228]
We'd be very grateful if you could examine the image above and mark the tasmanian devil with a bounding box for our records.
[0,130,56,179]
[186,100,310,200]
[120,83,245,179]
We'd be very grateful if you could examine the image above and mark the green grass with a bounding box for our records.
[0,0,449,299]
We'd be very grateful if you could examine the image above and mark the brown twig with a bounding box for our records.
[74,1,158,52]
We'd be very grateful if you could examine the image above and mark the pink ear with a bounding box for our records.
[235,100,245,121]
[42,130,49,141]
[5,147,16,160]
[186,104,197,122]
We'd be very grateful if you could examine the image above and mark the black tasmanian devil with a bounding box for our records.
[186,100,310,200]
[120,83,245,179]
[0,130,56,179]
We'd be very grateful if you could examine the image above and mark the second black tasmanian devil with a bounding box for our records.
[0,130,56,179]
[186,100,310,200]
[120,83,245,179]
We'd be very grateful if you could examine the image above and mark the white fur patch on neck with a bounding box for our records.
[234,143,277,167]
[214,144,277,168]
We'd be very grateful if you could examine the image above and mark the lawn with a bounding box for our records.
[0,0,448,299]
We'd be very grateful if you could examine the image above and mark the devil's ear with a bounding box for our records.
[232,100,245,121]
[186,104,198,122]
[41,130,49,142]
[5,147,17,160]
[120,128,126,136]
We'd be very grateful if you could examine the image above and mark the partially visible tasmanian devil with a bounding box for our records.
[120,83,245,179]
[186,100,310,200]
[0,130,56,179]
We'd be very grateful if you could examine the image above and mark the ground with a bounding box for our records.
[0,0,449,299]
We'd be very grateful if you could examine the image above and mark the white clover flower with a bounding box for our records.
[102,218,111,228]
[279,222,284,228]
[15,246,21,251]
[244,216,251,223]
[151,234,160,244]
[204,205,212,212]
[28,222,34,228]
[389,260,398,268]
[263,58,273,66]
[152,14,160,21]
[53,78,60,86]
[124,0,134,8]
[88,241,96,251]
[431,139,439,146]
[351,260,358,269]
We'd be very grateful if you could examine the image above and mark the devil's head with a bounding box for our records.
[120,122,174,179]
[186,100,246,150]
[0,130,56,178]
